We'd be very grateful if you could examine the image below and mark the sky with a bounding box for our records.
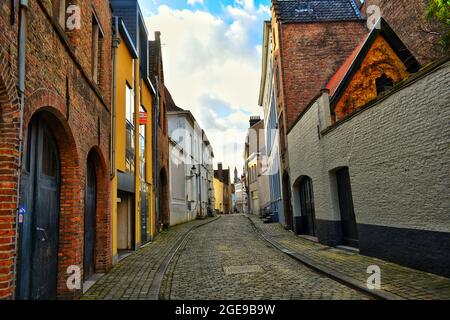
[139,0,271,176]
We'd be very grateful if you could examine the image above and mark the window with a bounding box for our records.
[279,112,286,159]
[275,65,281,97]
[163,105,167,134]
[126,84,134,123]
[139,106,146,180]
[266,93,277,155]
[376,74,394,95]
[157,94,162,128]
[125,84,135,173]
[91,13,103,84]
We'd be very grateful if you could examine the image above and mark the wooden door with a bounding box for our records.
[18,117,60,300]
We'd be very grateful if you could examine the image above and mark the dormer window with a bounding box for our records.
[376,74,394,95]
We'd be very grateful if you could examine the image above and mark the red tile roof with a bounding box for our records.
[326,33,368,96]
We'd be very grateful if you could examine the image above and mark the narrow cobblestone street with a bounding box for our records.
[84,215,369,300]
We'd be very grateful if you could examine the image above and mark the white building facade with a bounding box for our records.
[259,22,283,223]
[168,107,214,225]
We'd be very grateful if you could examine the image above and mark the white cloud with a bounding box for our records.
[187,0,204,6]
[144,1,270,175]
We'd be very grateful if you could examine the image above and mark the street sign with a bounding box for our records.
[139,111,148,125]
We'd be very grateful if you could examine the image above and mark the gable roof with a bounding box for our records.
[273,0,363,23]
[327,18,421,105]
[165,86,184,112]
[165,87,199,128]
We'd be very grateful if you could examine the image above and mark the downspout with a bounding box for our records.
[198,164,202,218]
[110,17,120,179]
[12,0,28,300]
[154,76,159,230]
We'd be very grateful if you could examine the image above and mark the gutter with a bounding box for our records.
[12,0,29,300]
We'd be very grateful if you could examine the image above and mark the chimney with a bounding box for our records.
[218,163,223,181]
[155,31,161,43]
[249,116,261,128]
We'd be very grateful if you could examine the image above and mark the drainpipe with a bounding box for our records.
[154,76,159,230]
[110,17,120,179]
[12,0,28,300]
[197,164,202,218]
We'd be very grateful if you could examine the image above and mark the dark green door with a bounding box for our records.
[18,116,60,300]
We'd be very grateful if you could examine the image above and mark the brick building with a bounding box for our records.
[149,32,170,231]
[0,0,113,299]
[269,0,367,229]
[360,0,449,65]
[287,18,450,277]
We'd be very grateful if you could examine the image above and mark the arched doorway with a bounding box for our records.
[299,176,316,237]
[84,155,97,280]
[17,114,60,300]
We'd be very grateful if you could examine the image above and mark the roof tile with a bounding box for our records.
[274,0,363,23]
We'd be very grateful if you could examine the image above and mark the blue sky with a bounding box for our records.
[139,0,271,173]
[139,0,270,16]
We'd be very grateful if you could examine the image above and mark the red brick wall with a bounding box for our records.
[0,0,20,300]
[0,59,20,300]
[0,0,112,299]
[271,19,367,227]
[153,34,170,231]
[277,21,367,133]
[362,0,449,65]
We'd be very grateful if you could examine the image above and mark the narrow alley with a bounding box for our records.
[83,215,369,300]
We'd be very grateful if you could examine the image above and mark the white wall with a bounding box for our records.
[169,112,215,223]
[287,62,450,276]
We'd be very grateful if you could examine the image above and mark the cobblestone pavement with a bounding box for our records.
[160,214,369,300]
[248,215,450,300]
[82,218,216,300]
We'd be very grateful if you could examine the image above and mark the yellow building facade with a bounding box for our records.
[213,178,224,214]
[213,164,232,214]
[112,19,156,263]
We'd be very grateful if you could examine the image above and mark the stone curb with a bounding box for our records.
[246,215,406,301]
[148,216,222,300]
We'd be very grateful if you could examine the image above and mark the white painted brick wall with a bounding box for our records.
[288,62,450,232]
